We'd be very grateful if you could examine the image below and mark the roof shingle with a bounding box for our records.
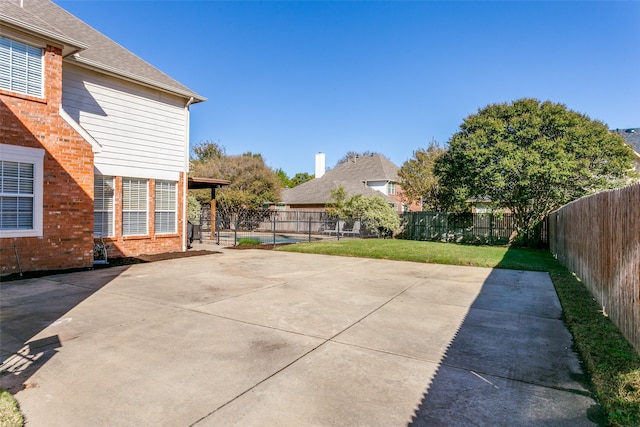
[282,155,399,205]
[612,128,640,154]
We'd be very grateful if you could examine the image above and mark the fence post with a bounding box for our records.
[273,214,276,246]
[233,217,238,246]
[489,213,493,245]
[308,217,312,242]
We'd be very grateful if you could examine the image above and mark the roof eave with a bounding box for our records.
[66,55,207,103]
[0,14,88,57]
[188,177,231,189]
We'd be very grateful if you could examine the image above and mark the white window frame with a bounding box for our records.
[154,180,177,234]
[387,182,396,195]
[0,144,44,237]
[94,175,114,237]
[122,178,148,236]
[0,35,44,98]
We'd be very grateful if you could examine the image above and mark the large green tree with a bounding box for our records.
[435,98,634,241]
[398,141,446,211]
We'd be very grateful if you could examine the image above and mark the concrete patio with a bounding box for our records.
[0,249,597,426]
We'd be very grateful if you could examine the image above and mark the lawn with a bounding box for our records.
[0,389,22,427]
[278,239,640,426]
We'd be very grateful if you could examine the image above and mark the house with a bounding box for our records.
[0,0,205,275]
[281,153,421,213]
[612,128,640,173]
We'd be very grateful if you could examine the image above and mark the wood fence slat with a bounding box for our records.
[549,183,640,353]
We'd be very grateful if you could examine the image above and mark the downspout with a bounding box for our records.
[183,97,194,251]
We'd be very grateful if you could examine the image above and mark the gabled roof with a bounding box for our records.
[612,128,640,155]
[0,0,205,102]
[282,154,399,205]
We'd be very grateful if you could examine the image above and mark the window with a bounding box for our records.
[122,178,147,235]
[0,36,44,98]
[94,176,114,237]
[387,182,396,195]
[0,144,44,237]
[154,180,177,234]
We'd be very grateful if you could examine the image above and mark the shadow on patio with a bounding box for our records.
[0,266,130,393]
[407,250,599,426]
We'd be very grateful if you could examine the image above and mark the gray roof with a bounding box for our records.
[0,0,205,102]
[282,154,399,205]
[612,128,640,154]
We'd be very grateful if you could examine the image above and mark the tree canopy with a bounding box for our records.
[397,141,446,211]
[190,142,281,210]
[434,98,634,240]
[191,140,225,162]
[276,169,314,188]
[327,186,400,237]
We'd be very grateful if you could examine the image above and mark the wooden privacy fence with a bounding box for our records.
[549,183,640,353]
[400,212,520,245]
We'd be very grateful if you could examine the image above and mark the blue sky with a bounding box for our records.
[55,1,640,177]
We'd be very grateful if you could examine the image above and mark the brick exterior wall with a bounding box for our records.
[1,45,95,275]
[390,186,422,212]
[1,44,187,276]
[104,175,185,259]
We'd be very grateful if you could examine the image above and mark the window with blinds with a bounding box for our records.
[0,161,34,230]
[94,175,114,237]
[154,180,177,234]
[122,178,147,236]
[0,36,44,98]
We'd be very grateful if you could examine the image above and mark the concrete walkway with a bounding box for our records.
[1,249,597,426]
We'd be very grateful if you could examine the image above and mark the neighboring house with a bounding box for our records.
[0,0,205,275]
[612,128,640,174]
[281,153,421,213]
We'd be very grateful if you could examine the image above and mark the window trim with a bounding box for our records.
[122,178,148,236]
[0,144,45,238]
[154,180,177,235]
[387,182,396,195]
[94,175,114,238]
[0,35,44,98]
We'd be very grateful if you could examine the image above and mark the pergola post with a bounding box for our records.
[210,189,216,241]
[188,177,230,244]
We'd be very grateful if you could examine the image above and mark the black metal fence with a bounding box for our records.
[201,208,377,246]
[197,207,546,247]
[398,211,519,245]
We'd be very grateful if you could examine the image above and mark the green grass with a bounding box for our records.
[237,237,262,246]
[277,239,554,270]
[278,239,640,426]
[0,389,23,427]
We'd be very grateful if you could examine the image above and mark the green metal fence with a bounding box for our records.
[399,212,518,245]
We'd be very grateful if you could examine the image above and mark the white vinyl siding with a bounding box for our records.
[62,65,187,180]
[154,180,177,234]
[122,178,147,236]
[94,175,114,237]
[0,36,43,98]
[0,144,44,237]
